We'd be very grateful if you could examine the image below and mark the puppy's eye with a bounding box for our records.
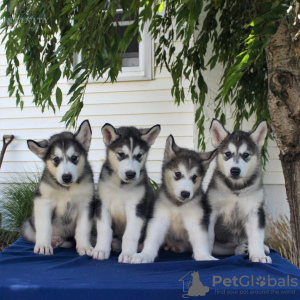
[192,174,198,183]
[224,151,232,158]
[175,171,181,179]
[117,151,125,159]
[71,155,78,163]
[53,157,60,165]
[136,153,143,160]
[243,152,250,159]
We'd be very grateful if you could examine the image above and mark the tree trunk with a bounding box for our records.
[266,20,300,266]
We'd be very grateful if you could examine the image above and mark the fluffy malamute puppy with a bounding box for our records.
[131,135,217,263]
[207,119,271,263]
[22,120,95,256]
[92,124,161,263]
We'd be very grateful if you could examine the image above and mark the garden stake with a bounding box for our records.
[0,135,14,169]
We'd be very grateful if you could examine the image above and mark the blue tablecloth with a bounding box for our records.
[0,238,299,299]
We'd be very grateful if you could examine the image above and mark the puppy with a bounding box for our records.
[92,124,161,262]
[22,120,94,256]
[207,119,271,263]
[131,135,217,263]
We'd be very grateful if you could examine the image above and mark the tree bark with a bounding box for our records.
[266,20,300,266]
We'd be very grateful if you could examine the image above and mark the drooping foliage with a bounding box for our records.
[146,0,289,162]
[0,0,142,127]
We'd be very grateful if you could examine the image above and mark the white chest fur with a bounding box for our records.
[39,181,93,213]
[37,181,93,237]
[99,179,145,225]
[209,177,264,223]
[159,195,204,242]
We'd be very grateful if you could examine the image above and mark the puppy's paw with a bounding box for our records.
[193,254,218,261]
[130,253,154,264]
[51,236,64,248]
[250,255,272,264]
[264,244,270,255]
[91,248,110,260]
[76,244,93,256]
[235,243,248,255]
[34,243,53,255]
[118,252,135,263]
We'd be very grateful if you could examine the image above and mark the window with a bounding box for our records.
[73,9,153,82]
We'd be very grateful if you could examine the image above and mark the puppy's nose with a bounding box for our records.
[62,173,72,184]
[181,191,190,200]
[125,171,136,180]
[230,167,241,177]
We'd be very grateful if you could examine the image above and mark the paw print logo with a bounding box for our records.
[256,276,266,287]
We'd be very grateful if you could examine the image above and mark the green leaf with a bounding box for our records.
[55,87,63,109]
[241,54,249,64]
[195,106,202,122]
[158,1,164,13]
[52,68,62,85]
[259,2,273,14]
[249,17,264,27]
[9,0,18,13]
[263,25,277,35]
[220,113,226,125]
[60,4,72,16]
[8,86,15,97]
[263,14,281,22]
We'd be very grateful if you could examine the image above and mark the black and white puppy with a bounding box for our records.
[207,119,271,263]
[22,120,95,256]
[130,135,217,263]
[92,124,161,263]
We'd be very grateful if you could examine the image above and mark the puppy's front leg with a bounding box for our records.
[118,205,144,263]
[34,199,53,255]
[246,210,272,263]
[208,211,216,254]
[131,206,171,264]
[92,205,113,260]
[75,203,93,256]
[183,218,218,261]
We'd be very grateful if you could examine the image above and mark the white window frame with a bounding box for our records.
[72,10,153,83]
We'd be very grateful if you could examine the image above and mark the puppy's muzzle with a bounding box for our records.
[125,171,136,180]
[180,190,190,200]
[62,173,72,184]
[230,167,241,178]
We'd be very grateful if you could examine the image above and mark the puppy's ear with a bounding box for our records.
[164,135,180,159]
[140,124,161,146]
[27,140,49,159]
[101,123,120,146]
[209,119,229,148]
[199,149,217,172]
[75,120,92,152]
[250,120,268,148]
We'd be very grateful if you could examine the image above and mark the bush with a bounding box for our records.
[266,215,300,268]
[0,172,40,246]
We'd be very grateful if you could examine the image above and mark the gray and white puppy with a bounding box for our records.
[207,119,271,263]
[131,135,217,263]
[92,123,161,263]
[22,120,95,256]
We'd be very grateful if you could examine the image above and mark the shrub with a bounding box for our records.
[0,172,40,245]
[266,215,300,267]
